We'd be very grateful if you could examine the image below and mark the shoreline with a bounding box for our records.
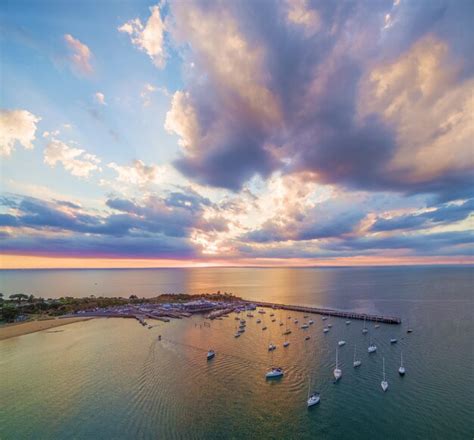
[0,317,94,341]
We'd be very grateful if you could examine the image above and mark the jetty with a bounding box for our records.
[249,301,401,324]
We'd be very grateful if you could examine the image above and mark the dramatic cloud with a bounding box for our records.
[94,92,106,105]
[64,34,93,75]
[0,192,221,258]
[119,4,167,68]
[163,0,473,200]
[44,139,101,178]
[0,109,41,156]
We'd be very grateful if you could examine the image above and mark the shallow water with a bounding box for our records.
[1,266,473,439]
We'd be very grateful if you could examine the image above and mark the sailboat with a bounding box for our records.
[283,319,292,336]
[307,379,320,407]
[362,316,368,334]
[398,351,406,376]
[381,357,389,392]
[368,333,377,353]
[353,344,361,367]
[338,324,346,346]
[266,344,284,379]
[333,347,342,381]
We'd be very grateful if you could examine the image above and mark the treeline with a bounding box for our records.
[0,291,241,323]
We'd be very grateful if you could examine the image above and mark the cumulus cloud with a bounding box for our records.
[162,0,473,200]
[118,4,167,68]
[64,34,93,75]
[44,139,101,178]
[94,92,106,105]
[0,109,41,156]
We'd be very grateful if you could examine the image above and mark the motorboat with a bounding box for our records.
[301,324,309,329]
[266,367,284,379]
[390,338,398,344]
[338,340,346,346]
[283,341,290,347]
[268,343,277,351]
[323,327,329,333]
[308,320,314,325]
[207,350,215,360]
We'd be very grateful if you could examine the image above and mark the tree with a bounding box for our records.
[2,305,19,322]
[9,293,29,304]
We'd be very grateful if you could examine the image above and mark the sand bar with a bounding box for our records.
[0,317,93,341]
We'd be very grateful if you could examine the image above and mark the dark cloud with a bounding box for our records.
[168,0,473,200]
[0,193,219,257]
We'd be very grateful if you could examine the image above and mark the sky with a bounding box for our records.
[0,0,473,269]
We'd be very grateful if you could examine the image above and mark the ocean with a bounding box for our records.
[0,266,473,439]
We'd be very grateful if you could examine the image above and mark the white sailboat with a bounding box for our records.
[362,316,368,334]
[381,357,388,392]
[307,379,320,407]
[398,351,406,376]
[266,345,284,379]
[368,334,377,353]
[353,344,361,367]
[338,324,346,346]
[333,347,342,381]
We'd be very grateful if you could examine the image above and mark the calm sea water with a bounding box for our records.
[1,266,473,439]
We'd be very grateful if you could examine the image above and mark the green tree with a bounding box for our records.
[2,305,19,322]
[9,293,29,304]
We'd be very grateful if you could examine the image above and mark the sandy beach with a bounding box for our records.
[0,317,94,341]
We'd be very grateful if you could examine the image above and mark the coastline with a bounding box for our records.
[0,317,94,341]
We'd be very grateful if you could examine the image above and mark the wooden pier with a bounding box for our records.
[248,301,401,324]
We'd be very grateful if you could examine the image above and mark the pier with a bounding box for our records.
[248,301,401,324]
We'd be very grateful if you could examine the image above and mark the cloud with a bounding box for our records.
[64,34,93,75]
[0,109,41,156]
[162,0,473,200]
[118,4,167,68]
[371,199,474,232]
[285,0,321,36]
[94,92,106,105]
[0,192,218,258]
[43,139,101,178]
[108,160,166,186]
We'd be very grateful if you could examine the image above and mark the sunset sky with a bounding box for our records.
[1,0,473,268]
